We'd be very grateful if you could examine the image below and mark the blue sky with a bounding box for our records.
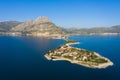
[0,0,120,28]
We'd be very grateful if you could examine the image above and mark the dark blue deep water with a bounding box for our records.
[0,36,120,80]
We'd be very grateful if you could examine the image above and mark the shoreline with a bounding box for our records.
[44,38,114,69]
[45,53,113,69]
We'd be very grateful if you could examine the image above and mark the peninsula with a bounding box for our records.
[45,39,113,69]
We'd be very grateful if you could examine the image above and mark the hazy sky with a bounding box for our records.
[0,0,120,28]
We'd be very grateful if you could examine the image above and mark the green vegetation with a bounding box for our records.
[91,54,98,59]
[87,57,108,63]
[63,56,73,60]
[94,58,108,63]
[66,40,77,43]
[70,48,78,52]
[53,54,62,57]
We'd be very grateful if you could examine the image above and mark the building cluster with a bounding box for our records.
[49,44,98,62]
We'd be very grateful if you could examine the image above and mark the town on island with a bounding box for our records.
[45,38,113,69]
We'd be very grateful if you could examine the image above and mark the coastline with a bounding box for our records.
[44,38,114,69]
[45,52,113,69]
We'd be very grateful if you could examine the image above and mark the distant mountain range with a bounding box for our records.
[0,16,120,36]
[67,25,120,35]
[0,21,21,32]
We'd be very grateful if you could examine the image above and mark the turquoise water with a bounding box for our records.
[0,36,120,80]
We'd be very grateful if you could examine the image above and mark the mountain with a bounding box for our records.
[67,26,120,35]
[0,17,120,36]
[11,16,66,37]
[0,21,21,32]
[110,25,120,33]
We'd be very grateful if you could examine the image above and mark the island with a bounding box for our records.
[44,39,113,69]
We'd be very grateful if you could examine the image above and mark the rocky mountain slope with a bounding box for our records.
[11,16,66,36]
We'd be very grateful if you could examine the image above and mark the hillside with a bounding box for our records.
[11,16,66,37]
[0,21,21,32]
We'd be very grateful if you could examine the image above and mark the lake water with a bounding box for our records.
[0,36,120,80]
